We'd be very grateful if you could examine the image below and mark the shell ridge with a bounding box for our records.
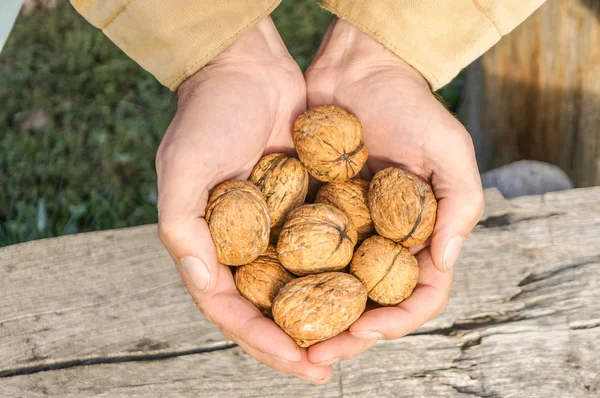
[399,179,426,244]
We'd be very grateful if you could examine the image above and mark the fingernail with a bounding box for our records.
[273,355,300,364]
[350,331,384,340]
[314,357,340,366]
[443,236,465,272]
[298,374,327,384]
[181,256,211,292]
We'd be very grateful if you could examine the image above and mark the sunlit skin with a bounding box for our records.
[304,19,484,365]
[156,18,332,384]
[156,16,484,384]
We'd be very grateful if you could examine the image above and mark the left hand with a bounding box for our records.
[304,18,484,365]
[156,17,332,383]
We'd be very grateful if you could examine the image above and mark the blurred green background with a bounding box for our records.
[0,1,461,247]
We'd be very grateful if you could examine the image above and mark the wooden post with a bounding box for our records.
[460,0,600,187]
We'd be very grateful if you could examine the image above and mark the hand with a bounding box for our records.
[156,17,332,384]
[304,19,484,365]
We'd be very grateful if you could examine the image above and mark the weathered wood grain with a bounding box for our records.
[0,346,342,397]
[0,226,225,376]
[1,187,599,396]
[460,0,600,187]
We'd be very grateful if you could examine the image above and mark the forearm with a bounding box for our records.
[320,0,546,90]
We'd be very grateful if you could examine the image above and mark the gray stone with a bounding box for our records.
[481,160,574,198]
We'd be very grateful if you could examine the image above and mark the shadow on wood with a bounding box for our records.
[460,0,600,187]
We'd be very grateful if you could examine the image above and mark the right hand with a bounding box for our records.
[303,18,484,365]
[155,17,333,384]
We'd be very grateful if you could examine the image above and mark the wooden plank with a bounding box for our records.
[0,346,342,397]
[4,236,598,396]
[0,226,225,375]
[341,250,600,397]
[460,0,600,187]
[1,187,599,396]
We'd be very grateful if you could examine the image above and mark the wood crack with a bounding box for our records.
[449,384,497,398]
[0,341,236,378]
[517,255,600,287]
[412,308,570,338]
[477,211,564,229]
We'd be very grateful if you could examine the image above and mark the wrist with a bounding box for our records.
[311,18,427,89]
[212,16,291,65]
[179,16,291,98]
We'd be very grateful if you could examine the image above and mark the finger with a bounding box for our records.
[159,213,220,294]
[349,250,453,340]
[307,331,378,365]
[196,287,303,363]
[157,174,302,364]
[156,141,224,295]
[408,239,430,255]
[234,336,333,385]
[429,128,484,273]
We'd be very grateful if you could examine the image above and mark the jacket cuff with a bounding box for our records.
[71,0,282,90]
[320,0,545,90]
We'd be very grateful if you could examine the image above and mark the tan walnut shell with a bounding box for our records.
[293,105,368,182]
[234,246,294,317]
[315,179,374,242]
[272,272,367,347]
[351,235,419,306]
[205,180,270,266]
[368,167,437,247]
[277,203,358,275]
[249,153,309,229]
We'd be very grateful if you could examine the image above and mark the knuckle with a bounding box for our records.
[436,294,451,317]
[447,125,475,151]
[468,192,485,222]
[192,295,215,324]
[475,195,486,219]
[157,219,184,248]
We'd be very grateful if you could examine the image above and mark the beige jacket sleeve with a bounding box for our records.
[321,0,546,90]
[70,0,281,90]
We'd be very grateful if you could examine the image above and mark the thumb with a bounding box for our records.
[429,189,484,273]
[158,215,220,294]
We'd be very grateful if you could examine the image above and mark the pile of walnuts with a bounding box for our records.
[205,105,437,347]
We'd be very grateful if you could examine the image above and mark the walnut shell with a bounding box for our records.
[205,180,270,265]
[368,167,437,246]
[293,105,368,182]
[249,153,309,229]
[351,235,419,305]
[315,179,374,242]
[277,203,357,275]
[272,272,367,347]
[234,246,294,317]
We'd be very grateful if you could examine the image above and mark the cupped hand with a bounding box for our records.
[304,18,485,365]
[155,17,332,384]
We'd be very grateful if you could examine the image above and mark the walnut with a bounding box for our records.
[315,179,374,242]
[368,167,437,247]
[234,246,294,317]
[277,203,357,275]
[249,153,309,229]
[350,235,419,305]
[205,180,270,265]
[293,105,368,182]
[272,272,367,347]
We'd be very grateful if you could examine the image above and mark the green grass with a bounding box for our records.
[0,1,331,246]
[0,1,460,247]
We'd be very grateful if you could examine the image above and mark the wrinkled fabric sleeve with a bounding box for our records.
[71,0,282,90]
[320,0,546,90]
